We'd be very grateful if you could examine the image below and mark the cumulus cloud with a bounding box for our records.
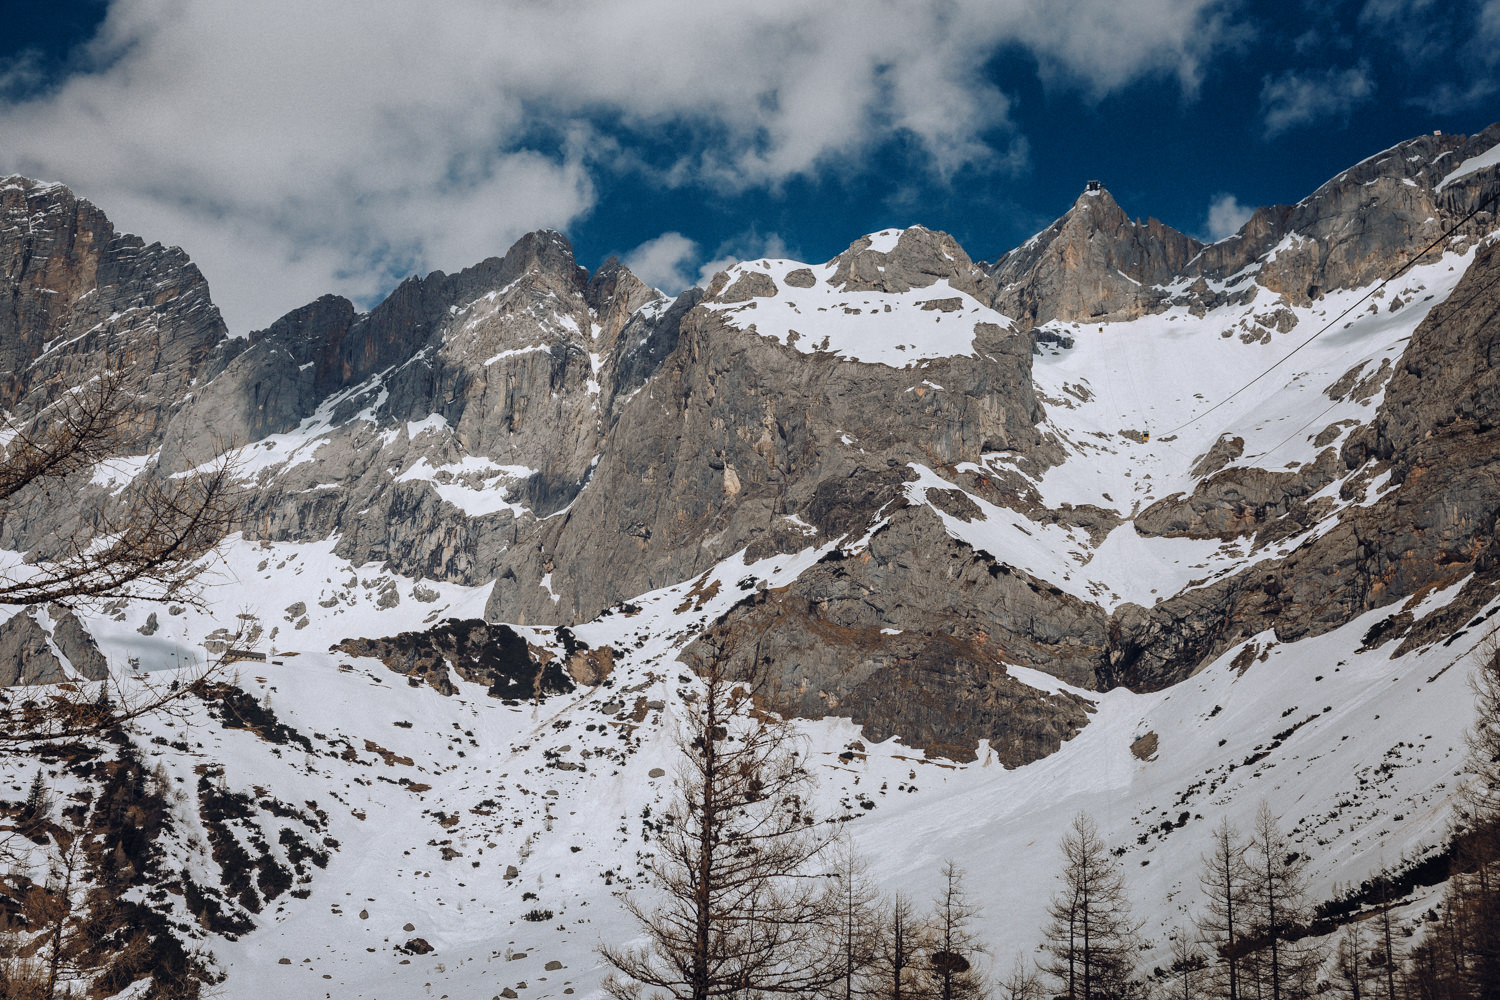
[1204,193,1254,242]
[0,0,1245,331]
[1002,0,1250,97]
[625,230,792,293]
[624,233,702,294]
[1261,64,1376,137]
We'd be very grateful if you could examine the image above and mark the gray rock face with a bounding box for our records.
[0,177,240,564]
[987,187,1201,329]
[0,176,233,442]
[50,607,110,681]
[150,229,680,587]
[825,226,988,298]
[1101,235,1500,691]
[678,503,1101,764]
[0,612,64,686]
[482,261,1049,626]
[1183,126,1500,306]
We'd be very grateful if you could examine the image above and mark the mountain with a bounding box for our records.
[1,123,1500,997]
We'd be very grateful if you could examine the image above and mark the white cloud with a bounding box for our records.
[1001,0,1249,97]
[1478,0,1500,58]
[0,0,1245,332]
[624,233,702,294]
[1261,64,1377,137]
[624,230,792,293]
[1204,193,1254,242]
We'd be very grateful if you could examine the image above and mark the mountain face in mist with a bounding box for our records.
[2,125,1500,998]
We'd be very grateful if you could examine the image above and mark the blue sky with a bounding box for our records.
[2,0,1496,333]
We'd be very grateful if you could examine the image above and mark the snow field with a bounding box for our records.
[19,515,1481,998]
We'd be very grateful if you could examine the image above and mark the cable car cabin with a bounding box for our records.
[1086,180,1102,192]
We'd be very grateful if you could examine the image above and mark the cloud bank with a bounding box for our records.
[0,0,1242,332]
[1204,193,1254,242]
[1261,64,1377,137]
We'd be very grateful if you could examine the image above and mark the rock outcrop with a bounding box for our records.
[0,176,233,440]
[482,239,1048,626]
[988,186,1201,328]
[0,612,64,686]
[1101,235,1500,691]
[1183,125,1500,306]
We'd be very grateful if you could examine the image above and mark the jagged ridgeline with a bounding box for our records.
[5,126,1500,760]
[2,123,1500,997]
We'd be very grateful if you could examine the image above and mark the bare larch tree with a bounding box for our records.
[923,861,987,1000]
[1243,800,1322,1000]
[601,659,841,1000]
[1043,812,1141,1000]
[1199,817,1251,1000]
[862,891,929,1000]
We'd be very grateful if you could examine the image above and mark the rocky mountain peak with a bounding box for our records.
[495,228,589,298]
[825,225,986,298]
[1184,126,1500,305]
[0,174,230,443]
[586,255,663,354]
[1067,181,1124,217]
[987,182,1201,329]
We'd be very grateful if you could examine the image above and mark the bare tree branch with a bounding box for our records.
[601,658,843,1000]
[0,364,245,747]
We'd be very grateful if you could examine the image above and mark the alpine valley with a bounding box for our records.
[4,122,1500,998]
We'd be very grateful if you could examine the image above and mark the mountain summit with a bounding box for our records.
[988,184,1202,327]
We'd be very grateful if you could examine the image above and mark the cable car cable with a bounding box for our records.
[1157,188,1499,439]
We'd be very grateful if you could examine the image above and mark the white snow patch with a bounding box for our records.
[89,454,153,494]
[1436,140,1500,191]
[704,257,1013,368]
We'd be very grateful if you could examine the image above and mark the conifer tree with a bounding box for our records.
[1331,919,1377,1000]
[1162,932,1208,1000]
[922,861,987,1000]
[1370,871,1402,1000]
[42,826,90,999]
[994,953,1044,1000]
[1455,640,1500,993]
[862,891,929,1000]
[1242,801,1321,1000]
[1199,817,1251,1000]
[823,837,879,1000]
[1043,813,1141,1000]
[601,660,840,1000]
[21,770,50,826]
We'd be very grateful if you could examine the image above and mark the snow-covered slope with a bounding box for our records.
[12,536,1480,998]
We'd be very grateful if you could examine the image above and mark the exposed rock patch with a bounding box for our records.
[49,607,109,681]
[335,619,575,701]
[0,612,64,686]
